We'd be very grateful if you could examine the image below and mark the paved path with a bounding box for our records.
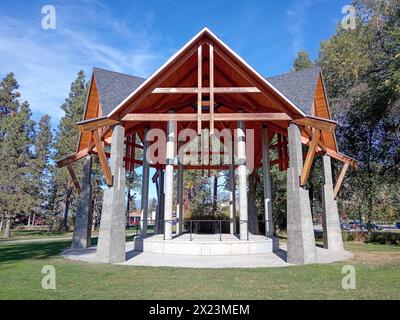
[62,241,353,269]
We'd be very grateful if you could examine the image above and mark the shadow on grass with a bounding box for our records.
[0,240,72,264]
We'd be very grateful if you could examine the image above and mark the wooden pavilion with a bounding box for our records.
[57,28,356,264]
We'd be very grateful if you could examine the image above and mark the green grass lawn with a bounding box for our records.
[0,238,399,300]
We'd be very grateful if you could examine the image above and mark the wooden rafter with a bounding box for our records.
[56,126,112,168]
[334,162,349,198]
[197,44,202,134]
[300,129,321,186]
[209,43,215,134]
[67,164,81,195]
[77,117,120,133]
[293,116,336,133]
[152,87,260,94]
[92,129,113,186]
[122,112,291,122]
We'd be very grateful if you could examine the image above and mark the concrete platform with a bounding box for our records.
[62,239,353,269]
[133,234,279,255]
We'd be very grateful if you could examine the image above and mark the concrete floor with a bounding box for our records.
[62,238,353,268]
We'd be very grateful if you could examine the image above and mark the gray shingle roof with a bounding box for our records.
[92,66,321,116]
[93,67,146,116]
[265,66,321,115]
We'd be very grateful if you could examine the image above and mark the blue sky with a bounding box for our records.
[0,0,349,200]
[0,0,350,125]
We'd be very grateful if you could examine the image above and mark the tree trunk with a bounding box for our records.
[0,213,4,232]
[4,217,11,238]
[63,187,73,231]
[27,212,31,227]
[32,212,36,226]
[212,175,218,214]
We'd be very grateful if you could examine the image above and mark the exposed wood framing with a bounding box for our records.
[92,129,113,186]
[197,44,202,134]
[325,149,358,168]
[67,164,81,195]
[300,129,321,186]
[56,127,112,168]
[209,43,215,134]
[293,116,336,133]
[122,112,291,122]
[334,162,349,198]
[152,87,260,94]
[78,117,120,133]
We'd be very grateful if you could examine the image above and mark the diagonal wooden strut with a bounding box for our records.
[67,164,81,196]
[92,129,113,186]
[334,162,349,198]
[300,129,321,186]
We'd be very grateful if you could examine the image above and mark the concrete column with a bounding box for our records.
[228,163,236,235]
[140,127,150,236]
[262,127,273,237]
[164,115,176,240]
[176,142,184,235]
[72,155,93,248]
[322,155,344,250]
[97,125,126,263]
[159,170,165,234]
[286,123,317,264]
[248,173,259,235]
[237,120,248,240]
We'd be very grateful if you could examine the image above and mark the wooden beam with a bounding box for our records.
[197,45,202,134]
[56,126,112,168]
[334,162,349,198]
[78,117,120,133]
[293,117,336,133]
[209,43,215,135]
[152,87,261,94]
[122,112,291,122]
[67,164,81,196]
[325,149,358,168]
[92,129,113,186]
[300,129,321,186]
[303,126,327,152]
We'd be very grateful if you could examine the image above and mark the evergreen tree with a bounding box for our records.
[53,71,87,231]
[27,114,53,225]
[0,99,34,237]
[293,50,314,71]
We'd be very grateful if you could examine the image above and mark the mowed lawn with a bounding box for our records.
[0,238,399,300]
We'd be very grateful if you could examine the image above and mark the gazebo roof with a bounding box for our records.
[90,66,322,118]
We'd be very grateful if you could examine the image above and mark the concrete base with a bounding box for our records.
[62,242,353,269]
[133,234,279,256]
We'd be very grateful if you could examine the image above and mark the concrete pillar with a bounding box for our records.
[140,127,150,236]
[228,163,236,235]
[322,155,344,250]
[159,170,165,234]
[237,120,248,240]
[286,123,317,264]
[176,142,184,235]
[262,127,274,237]
[97,125,126,263]
[72,155,93,248]
[164,115,176,240]
[248,173,259,235]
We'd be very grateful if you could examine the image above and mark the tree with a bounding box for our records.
[27,114,53,225]
[293,50,314,71]
[53,71,87,231]
[318,0,400,224]
[0,98,34,237]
